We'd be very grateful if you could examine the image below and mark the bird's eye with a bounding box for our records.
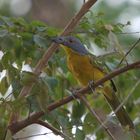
[69,39,73,43]
[59,38,63,41]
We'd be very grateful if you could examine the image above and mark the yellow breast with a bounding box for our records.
[62,45,113,98]
[66,49,105,86]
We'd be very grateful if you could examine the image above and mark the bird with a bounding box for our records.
[52,36,134,129]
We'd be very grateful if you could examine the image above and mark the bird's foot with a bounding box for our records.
[68,88,81,102]
[88,80,95,93]
[88,81,99,98]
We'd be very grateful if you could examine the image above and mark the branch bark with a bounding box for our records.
[118,38,140,67]
[79,96,117,140]
[35,120,71,140]
[9,60,140,135]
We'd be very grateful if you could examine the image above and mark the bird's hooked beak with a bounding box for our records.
[51,36,65,44]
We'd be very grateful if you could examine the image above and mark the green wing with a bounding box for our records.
[89,54,117,92]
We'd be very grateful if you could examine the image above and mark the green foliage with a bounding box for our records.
[0,13,140,140]
[71,101,85,125]
[83,112,96,134]
[20,71,37,86]
[77,12,126,49]
[75,128,85,140]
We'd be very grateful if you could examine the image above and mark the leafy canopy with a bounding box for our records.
[0,14,140,140]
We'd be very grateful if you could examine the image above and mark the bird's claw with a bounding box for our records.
[88,81,99,98]
[69,89,80,103]
[88,80,95,93]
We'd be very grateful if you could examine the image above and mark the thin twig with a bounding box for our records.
[13,121,102,140]
[13,132,54,140]
[8,60,140,135]
[79,95,117,140]
[94,79,140,134]
[118,38,140,67]
[113,79,140,116]
[117,31,140,35]
[2,129,8,140]
[96,51,119,60]
[35,120,72,140]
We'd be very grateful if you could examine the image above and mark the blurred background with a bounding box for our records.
[0,0,140,32]
[0,0,139,139]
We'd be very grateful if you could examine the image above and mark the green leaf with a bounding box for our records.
[31,20,46,27]
[79,19,91,30]
[75,128,85,140]
[94,34,108,48]
[71,101,85,125]
[58,115,70,128]
[42,76,58,90]
[0,29,8,37]
[33,34,48,48]
[66,72,77,85]
[113,23,124,33]
[20,71,37,86]
[108,31,124,56]
[5,130,12,140]
[0,16,13,26]
[11,98,27,111]
[0,126,7,140]
[36,26,47,32]
[83,113,95,134]
[1,52,14,69]
[20,32,33,41]
[34,80,49,112]
[12,17,27,26]
[46,27,59,36]
[57,114,73,137]
[0,77,8,95]
[30,76,52,112]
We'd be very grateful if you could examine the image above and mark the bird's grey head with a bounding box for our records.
[52,36,89,55]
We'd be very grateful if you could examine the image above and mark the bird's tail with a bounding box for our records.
[104,90,134,129]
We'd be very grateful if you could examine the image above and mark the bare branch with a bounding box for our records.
[13,132,55,140]
[35,120,72,140]
[118,38,140,67]
[117,31,140,35]
[8,60,140,135]
[79,96,117,140]
[93,80,140,139]
[96,51,119,60]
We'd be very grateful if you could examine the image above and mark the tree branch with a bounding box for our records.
[93,79,140,138]
[79,95,117,140]
[8,60,140,135]
[79,96,130,140]
[35,120,71,140]
[118,38,140,67]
